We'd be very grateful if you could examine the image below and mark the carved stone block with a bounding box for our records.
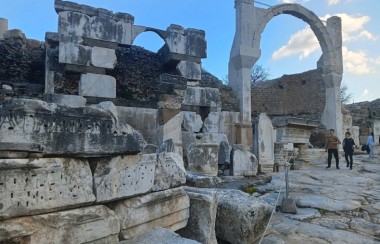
[0,99,146,156]
[0,205,119,243]
[110,187,190,240]
[0,158,95,220]
[79,73,116,98]
[92,154,156,203]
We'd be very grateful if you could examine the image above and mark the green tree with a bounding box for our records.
[340,82,353,104]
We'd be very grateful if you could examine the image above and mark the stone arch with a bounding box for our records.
[229,0,343,145]
[131,26,168,50]
[252,3,338,73]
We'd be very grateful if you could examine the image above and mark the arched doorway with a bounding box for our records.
[229,0,343,139]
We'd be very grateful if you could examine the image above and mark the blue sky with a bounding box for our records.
[0,0,379,103]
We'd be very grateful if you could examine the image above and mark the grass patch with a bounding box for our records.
[240,184,257,195]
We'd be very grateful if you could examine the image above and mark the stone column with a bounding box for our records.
[0,18,8,40]
[296,143,310,162]
[321,16,343,139]
[229,0,259,149]
[274,143,284,172]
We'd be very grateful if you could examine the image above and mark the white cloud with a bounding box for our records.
[322,13,378,42]
[328,0,353,6]
[358,31,378,41]
[272,28,319,60]
[271,13,378,72]
[342,47,373,74]
[375,57,380,65]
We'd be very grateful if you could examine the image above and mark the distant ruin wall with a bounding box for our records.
[0,35,238,110]
[251,69,325,120]
[0,33,44,85]
[346,99,380,138]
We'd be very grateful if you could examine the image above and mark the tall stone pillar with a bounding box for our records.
[321,72,343,140]
[0,18,8,40]
[321,16,343,139]
[229,0,260,148]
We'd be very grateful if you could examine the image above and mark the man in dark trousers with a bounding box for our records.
[343,132,355,170]
[325,129,341,169]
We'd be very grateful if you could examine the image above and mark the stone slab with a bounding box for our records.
[43,94,87,108]
[0,158,95,220]
[230,144,258,176]
[215,189,273,244]
[91,46,117,69]
[182,111,203,132]
[79,73,116,98]
[182,87,221,108]
[57,9,133,45]
[124,227,201,244]
[182,132,229,176]
[120,209,189,240]
[178,187,218,244]
[0,205,119,244]
[111,187,190,240]
[59,41,91,66]
[176,61,201,81]
[153,152,186,192]
[202,112,220,133]
[92,154,156,203]
[0,99,146,156]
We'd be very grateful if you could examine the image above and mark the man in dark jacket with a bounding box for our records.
[343,132,355,170]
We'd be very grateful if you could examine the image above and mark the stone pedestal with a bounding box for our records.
[296,143,310,162]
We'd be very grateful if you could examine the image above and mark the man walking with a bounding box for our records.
[343,132,355,170]
[325,129,341,169]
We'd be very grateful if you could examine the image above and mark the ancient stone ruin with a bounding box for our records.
[0,0,379,243]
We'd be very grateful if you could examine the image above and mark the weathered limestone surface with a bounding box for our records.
[0,158,95,220]
[202,112,220,133]
[124,227,201,244]
[0,99,146,156]
[230,144,258,176]
[161,112,184,156]
[182,87,221,109]
[43,94,87,108]
[253,113,274,170]
[0,205,120,244]
[153,152,186,192]
[79,73,116,98]
[176,61,201,81]
[59,41,91,66]
[183,132,229,176]
[92,154,156,203]
[260,155,380,243]
[117,106,159,147]
[91,46,117,69]
[178,187,218,244]
[215,189,273,244]
[56,1,134,45]
[182,111,203,132]
[163,25,206,59]
[110,187,190,240]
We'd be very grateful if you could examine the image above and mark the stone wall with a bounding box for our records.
[251,69,325,120]
[0,34,238,111]
[346,98,380,140]
[0,31,45,99]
